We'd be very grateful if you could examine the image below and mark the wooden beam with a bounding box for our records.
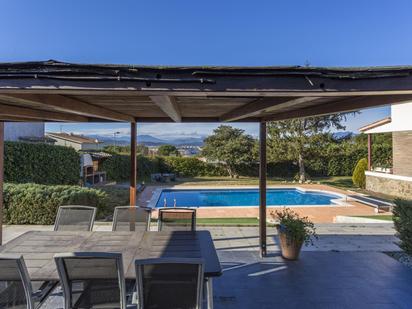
[0,122,3,245]
[0,103,89,122]
[263,94,412,121]
[0,94,134,122]
[130,122,137,208]
[0,104,88,122]
[0,116,45,122]
[220,97,322,122]
[259,121,267,257]
[149,96,181,122]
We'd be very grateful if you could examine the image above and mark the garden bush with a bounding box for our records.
[4,141,79,185]
[393,199,412,255]
[3,183,108,224]
[163,156,227,177]
[352,158,368,188]
[100,155,227,181]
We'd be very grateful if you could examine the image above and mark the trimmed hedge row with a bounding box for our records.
[4,142,80,185]
[3,183,108,225]
[393,199,412,255]
[100,155,228,181]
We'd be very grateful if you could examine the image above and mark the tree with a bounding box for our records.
[267,114,350,182]
[103,144,149,155]
[352,158,368,188]
[158,144,179,156]
[202,125,257,178]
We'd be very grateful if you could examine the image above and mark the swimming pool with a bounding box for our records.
[154,188,345,208]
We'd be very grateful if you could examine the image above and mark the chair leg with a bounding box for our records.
[206,278,213,309]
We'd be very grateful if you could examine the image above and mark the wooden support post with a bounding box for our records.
[0,122,4,245]
[129,122,137,231]
[259,121,267,257]
[367,133,372,171]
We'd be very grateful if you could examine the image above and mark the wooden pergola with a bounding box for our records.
[2,60,412,255]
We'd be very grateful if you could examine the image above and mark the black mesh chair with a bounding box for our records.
[54,206,97,231]
[158,208,196,231]
[135,258,204,309]
[54,252,126,309]
[112,206,151,232]
[0,254,34,309]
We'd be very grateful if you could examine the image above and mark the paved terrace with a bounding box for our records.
[3,223,411,308]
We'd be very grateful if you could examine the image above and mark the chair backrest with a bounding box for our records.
[158,208,196,231]
[0,254,34,309]
[112,206,151,232]
[54,252,126,309]
[135,258,204,309]
[54,205,97,231]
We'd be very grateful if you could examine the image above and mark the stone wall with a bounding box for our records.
[366,173,412,199]
[393,131,412,177]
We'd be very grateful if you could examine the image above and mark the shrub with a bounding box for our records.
[393,199,412,255]
[352,158,368,188]
[3,183,108,224]
[271,208,318,246]
[100,154,131,182]
[4,142,80,185]
[163,156,227,177]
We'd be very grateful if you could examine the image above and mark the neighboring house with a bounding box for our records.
[4,122,45,142]
[47,132,103,151]
[359,102,412,199]
[177,146,201,157]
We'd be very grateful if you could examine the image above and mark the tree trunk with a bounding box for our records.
[226,165,234,178]
[298,153,306,182]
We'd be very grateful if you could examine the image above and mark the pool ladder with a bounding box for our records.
[163,198,177,207]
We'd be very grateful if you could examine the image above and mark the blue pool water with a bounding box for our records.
[155,188,341,208]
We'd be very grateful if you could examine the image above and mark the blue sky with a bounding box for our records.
[1,0,409,138]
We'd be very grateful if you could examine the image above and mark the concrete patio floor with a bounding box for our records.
[3,223,411,308]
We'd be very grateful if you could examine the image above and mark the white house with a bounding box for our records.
[47,132,103,151]
[359,102,412,199]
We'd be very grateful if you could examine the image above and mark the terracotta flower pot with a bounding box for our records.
[276,225,304,260]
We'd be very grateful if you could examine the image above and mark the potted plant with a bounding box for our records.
[271,208,318,260]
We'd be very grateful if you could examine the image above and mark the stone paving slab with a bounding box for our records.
[2,223,399,252]
[215,251,412,309]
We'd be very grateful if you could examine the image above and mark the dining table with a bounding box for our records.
[0,230,221,308]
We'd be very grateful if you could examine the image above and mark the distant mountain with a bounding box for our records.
[86,134,204,146]
[332,131,355,140]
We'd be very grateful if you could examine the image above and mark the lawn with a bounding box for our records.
[170,175,356,190]
[196,217,260,226]
[353,215,393,221]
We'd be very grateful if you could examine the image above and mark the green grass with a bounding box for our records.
[169,175,356,190]
[352,215,393,221]
[196,217,260,226]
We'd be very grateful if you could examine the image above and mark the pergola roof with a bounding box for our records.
[1,60,412,123]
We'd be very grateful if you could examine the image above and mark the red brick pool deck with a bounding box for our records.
[138,184,382,223]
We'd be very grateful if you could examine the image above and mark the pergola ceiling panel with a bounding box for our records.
[1,61,412,122]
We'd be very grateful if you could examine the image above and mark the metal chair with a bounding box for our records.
[135,258,204,309]
[54,252,126,309]
[112,206,151,232]
[54,206,97,231]
[158,208,196,231]
[0,254,34,309]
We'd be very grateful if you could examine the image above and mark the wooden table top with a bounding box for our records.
[0,230,222,281]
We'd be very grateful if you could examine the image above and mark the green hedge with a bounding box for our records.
[393,199,412,255]
[162,157,227,177]
[100,155,227,181]
[4,142,80,185]
[3,183,108,225]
